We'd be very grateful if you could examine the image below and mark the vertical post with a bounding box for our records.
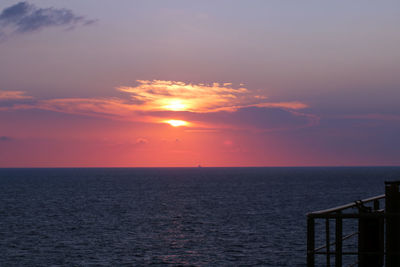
[358,208,384,267]
[335,212,342,267]
[385,181,400,267]
[374,199,380,211]
[326,218,330,267]
[307,216,315,267]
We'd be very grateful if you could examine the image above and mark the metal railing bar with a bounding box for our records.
[306,192,392,267]
[347,261,358,267]
[314,232,359,252]
[326,218,330,267]
[307,217,315,267]
[315,251,365,255]
[308,194,385,215]
[314,251,400,255]
[309,212,385,219]
[335,215,342,267]
[309,210,400,219]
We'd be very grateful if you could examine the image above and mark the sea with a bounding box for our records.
[0,167,399,266]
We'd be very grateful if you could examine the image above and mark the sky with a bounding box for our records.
[0,0,399,167]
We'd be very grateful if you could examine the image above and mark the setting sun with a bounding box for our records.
[163,99,187,111]
[163,119,189,127]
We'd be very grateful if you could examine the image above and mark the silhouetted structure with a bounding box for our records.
[307,181,400,267]
[385,181,400,267]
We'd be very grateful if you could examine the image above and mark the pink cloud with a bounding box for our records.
[135,137,149,144]
[117,80,309,112]
[254,101,308,110]
[342,114,400,121]
[0,80,315,131]
[0,90,32,100]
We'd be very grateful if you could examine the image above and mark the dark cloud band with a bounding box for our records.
[0,136,12,142]
[0,2,94,37]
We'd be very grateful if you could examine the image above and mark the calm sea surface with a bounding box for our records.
[0,167,399,266]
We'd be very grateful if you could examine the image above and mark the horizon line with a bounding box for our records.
[1,165,400,169]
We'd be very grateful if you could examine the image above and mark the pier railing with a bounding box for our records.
[307,181,400,267]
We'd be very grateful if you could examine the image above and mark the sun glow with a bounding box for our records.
[164,120,189,127]
[162,99,187,111]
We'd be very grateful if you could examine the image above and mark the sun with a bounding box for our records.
[162,99,187,111]
[163,120,189,127]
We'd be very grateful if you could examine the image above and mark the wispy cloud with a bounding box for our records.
[254,102,308,110]
[30,80,309,121]
[0,80,315,130]
[0,136,13,142]
[36,98,137,119]
[0,1,94,38]
[135,138,149,145]
[341,114,400,121]
[118,80,249,113]
[0,89,32,100]
[118,80,308,113]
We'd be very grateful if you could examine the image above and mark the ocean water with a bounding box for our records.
[0,167,399,266]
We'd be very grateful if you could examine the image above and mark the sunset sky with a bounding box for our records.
[0,0,399,167]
